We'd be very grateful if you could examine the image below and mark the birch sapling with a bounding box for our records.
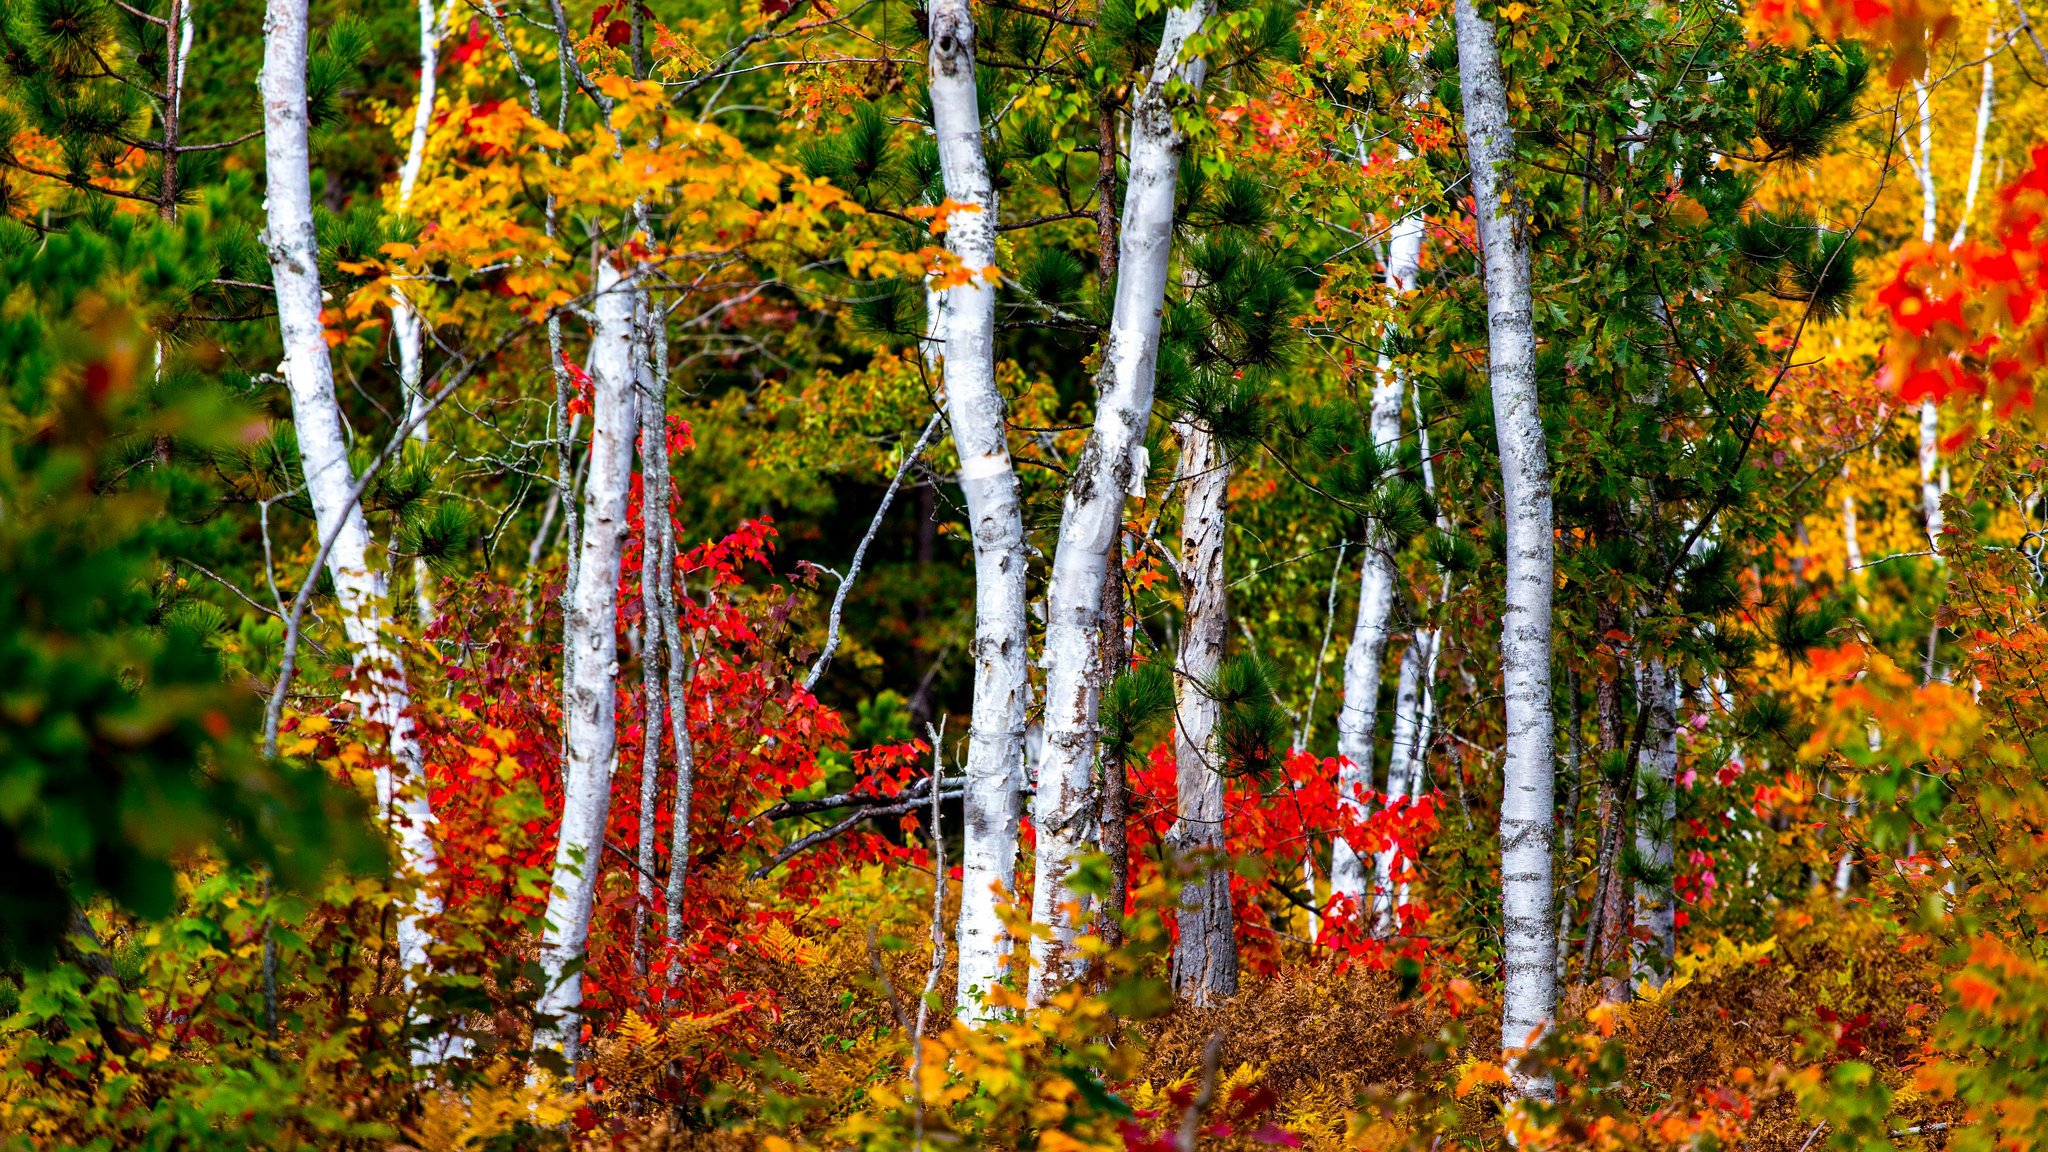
[1170,420,1237,1005]
[1331,204,1426,910]
[927,0,1034,1021]
[259,0,445,989]
[535,257,639,1058]
[1028,0,1212,1004]
[1454,0,1557,1096]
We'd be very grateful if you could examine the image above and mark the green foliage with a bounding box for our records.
[0,220,376,965]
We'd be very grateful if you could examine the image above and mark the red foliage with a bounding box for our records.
[1879,144,2048,425]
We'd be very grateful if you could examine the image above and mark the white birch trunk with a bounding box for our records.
[1371,629,1429,934]
[927,0,1033,1022]
[1170,421,1235,1005]
[1330,205,1427,909]
[1911,77,1946,549]
[534,258,638,1058]
[1630,660,1678,986]
[1028,0,1210,1003]
[1951,39,1995,247]
[260,0,444,993]
[1455,0,1556,1095]
[392,0,447,623]
[1396,633,1438,914]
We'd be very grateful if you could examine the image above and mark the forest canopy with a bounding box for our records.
[3,0,2048,1147]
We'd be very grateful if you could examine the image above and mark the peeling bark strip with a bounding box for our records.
[534,258,639,1059]
[1331,205,1427,910]
[927,0,1033,1022]
[260,0,445,1000]
[1171,421,1236,1005]
[1454,0,1557,1098]
[1028,0,1212,1006]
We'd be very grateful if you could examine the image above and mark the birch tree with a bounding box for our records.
[1029,0,1212,1003]
[391,0,450,622]
[1169,420,1235,1004]
[259,0,445,988]
[1331,206,1426,910]
[534,257,639,1058]
[926,0,1033,1022]
[1454,0,1557,1093]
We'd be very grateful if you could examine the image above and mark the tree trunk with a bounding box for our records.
[260,0,444,994]
[1455,0,1556,1097]
[1330,208,1427,912]
[392,0,446,623]
[633,293,670,974]
[1028,0,1211,1005]
[1097,552,1131,956]
[661,518,699,944]
[1631,659,1678,987]
[534,257,638,1059]
[1170,421,1235,1005]
[926,0,1034,1023]
[1372,628,1430,935]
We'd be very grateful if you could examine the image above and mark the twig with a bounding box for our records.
[749,795,934,879]
[174,558,329,658]
[802,409,946,692]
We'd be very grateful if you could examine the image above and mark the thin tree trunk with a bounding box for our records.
[1029,0,1211,1005]
[1911,76,1946,548]
[661,519,698,944]
[159,0,186,221]
[1630,660,1678,987]
[392,0,447,622]
[1330,207,1427,911]
[1097,552,1131,956]
[1951,37,1996,247]
[260,0,444,1000]
[927,0,1034,1022]
[1455,0,1556,1097]
[1170,421,1235,1005]
[1371,630,1429,935]
[632,293,671,974]
[534,257,638,1059]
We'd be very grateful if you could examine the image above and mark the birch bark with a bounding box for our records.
[1454,0,1556,1095]
[926,0,1034,1021]
[534,258,638,1058]
[260,0,444,987]
[1028,0,1210,1003]
[1331,206,1427,910]
[1170,421,1236,1005]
